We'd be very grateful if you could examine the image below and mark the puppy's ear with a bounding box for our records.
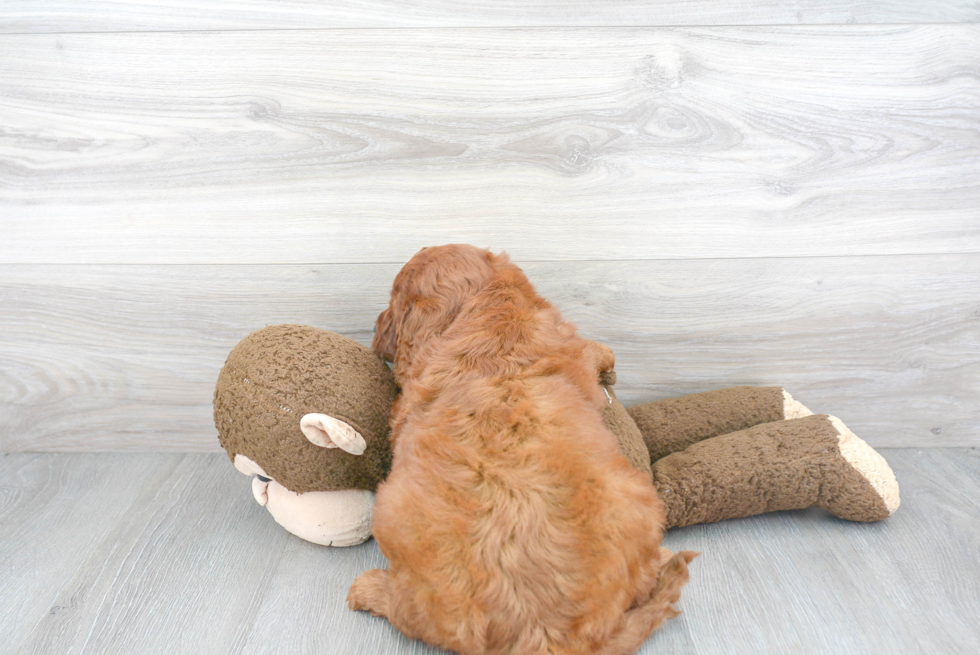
[372,307,397,362]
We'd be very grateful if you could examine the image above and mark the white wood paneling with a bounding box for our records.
[2,0,978,33]
[2,27,978,264]
[3,450,979,653]
[2,254,977,452]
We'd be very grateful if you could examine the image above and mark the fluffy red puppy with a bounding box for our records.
[349,245,695,655]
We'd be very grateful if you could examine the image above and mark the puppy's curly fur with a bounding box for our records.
[349,245,696,655]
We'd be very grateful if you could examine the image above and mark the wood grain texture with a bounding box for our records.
[2,26,978,264]
[1,449,978,653]
[8,453,295,655]
[2,0,978,33]
[0,453,182,649]
[1,254,977,452]
[663,447,980,654]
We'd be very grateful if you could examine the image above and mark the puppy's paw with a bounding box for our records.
[654,550,698,605]
[347,569,391,617]
[585,340,616,378]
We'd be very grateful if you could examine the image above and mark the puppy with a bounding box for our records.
[349,245,695,655]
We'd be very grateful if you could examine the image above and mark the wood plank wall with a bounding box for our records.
[1,3,978,451]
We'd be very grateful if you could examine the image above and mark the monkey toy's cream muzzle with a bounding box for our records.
[232,413,376,547]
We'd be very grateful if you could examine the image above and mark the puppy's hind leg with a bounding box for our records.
[347,569,392,618]
[597,550,698,655]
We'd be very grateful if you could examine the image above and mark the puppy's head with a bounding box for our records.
[373,244,499,366]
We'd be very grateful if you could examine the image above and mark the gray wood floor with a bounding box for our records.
[2,448,978,654]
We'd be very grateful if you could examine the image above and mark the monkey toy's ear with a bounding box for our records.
[300,414,367,456]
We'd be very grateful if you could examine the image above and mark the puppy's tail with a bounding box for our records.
[597,550,698,655]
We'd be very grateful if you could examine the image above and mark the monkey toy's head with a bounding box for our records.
[213,325,396,546]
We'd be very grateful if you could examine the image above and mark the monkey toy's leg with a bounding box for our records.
[626,386,813,462]
[612,386,899,527]
[652,414,901,528]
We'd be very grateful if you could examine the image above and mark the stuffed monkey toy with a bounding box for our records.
[214,325,899,545]
[213,324,396,546]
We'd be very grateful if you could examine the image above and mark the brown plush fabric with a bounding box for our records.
[628,386,787,462]
[601,384,653,483]
[652,414,891,528]
[214,325,397,493]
